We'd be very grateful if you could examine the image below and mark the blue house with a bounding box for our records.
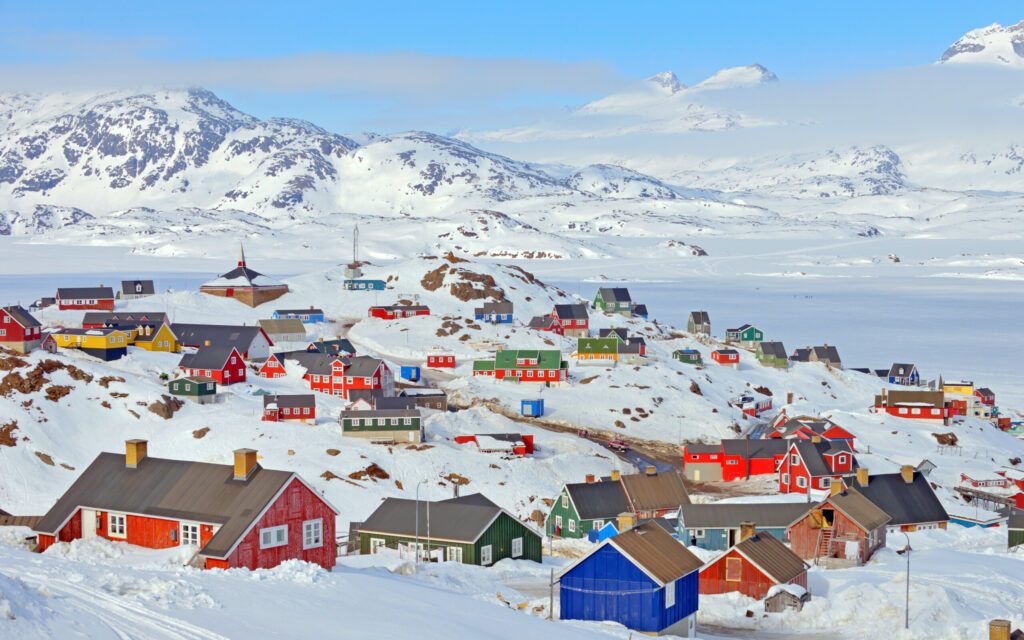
[586,520,620,543]
[888,363,919,386]
[559,521,701,636]
[678,503,811,551]
[343,279,387,291]
[272,307,326,323]
[473,301,513,324]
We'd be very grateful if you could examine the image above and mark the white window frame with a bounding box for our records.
[447,546,463,562]
[370,538,386,554]
[181,522,200,546]
[694,529,705,538]
[511,537,523,558]
[838,455,847,465]
[554,515,563,530]
[480,544,493,566]
[561,495,568,509]
[822,477,832,488]
[781,473,790,485]
[592,519,604,531]
[303,519,323,549]
[796,476,808,489]
[259,524,288,549]
[665,579,676,608]
[568,519,576,533]
[108,513,127,538]
[791,454,799,465]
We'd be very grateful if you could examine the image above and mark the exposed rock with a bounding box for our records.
[0,420,18,446]
[98,376,126,388]
[326,448,341,456]
[349,463,390,481]
[690,381,702,395]
[45,385,72,402]
[34,451,54,466]
[444,472,470,486]
[148,394,185,420]
[192,427,210,439]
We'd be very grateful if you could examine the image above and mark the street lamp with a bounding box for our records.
[896,532,912,630]
[414,479,431,565]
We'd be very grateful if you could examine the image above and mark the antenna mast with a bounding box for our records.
[353,225,359,265]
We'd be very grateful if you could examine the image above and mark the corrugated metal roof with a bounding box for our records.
[358,495,502,542]
[171,324,267,352]
[263,394,315,409]
[1009,511,1024,530]
[33,452,305,558]
[758,341,788,359]
[824,490,891,532]
[306,338,355,356]
[57,287,114,300]
[611,521,703,585]
[178,346,239,370]
[731,532,808,584]
[565,481,630,520]
[474,301,513,314]
[120,280,155,295]
[258,319,306,336]
[689,311,710,325]
[276,308,324,315]
[849,471,948,526]
[553,304,588,320]
[1,305,40,329]
[620,471,690,512]
[344,356,385,377]
[720,439,789,458]
[597,287,632,303]
[680,503,811,529]
[888,363,917,377]
[0,515,42,529]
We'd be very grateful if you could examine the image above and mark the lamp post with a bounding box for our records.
[898,532,912,630]
[415,479,426,564]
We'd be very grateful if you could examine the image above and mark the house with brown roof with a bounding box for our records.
[699,528,809,599]
[787,484,890,566]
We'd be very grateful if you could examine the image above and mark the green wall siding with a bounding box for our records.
[476,512,543,563]
[545,487,604,539]
[1010,529,1024,549]
[358,532,473,562]
[343,417,421,432]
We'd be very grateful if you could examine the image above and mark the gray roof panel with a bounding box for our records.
[850,471,949,526]
[359,495,501,542]
[680,503,811,529]
[565,481,631,520]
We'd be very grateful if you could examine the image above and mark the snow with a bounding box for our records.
[939,21,1024,68]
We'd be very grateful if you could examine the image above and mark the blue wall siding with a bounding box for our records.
[681,526,789,551]
[560,544,697,632]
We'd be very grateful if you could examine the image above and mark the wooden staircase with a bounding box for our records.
[814,528,833,565]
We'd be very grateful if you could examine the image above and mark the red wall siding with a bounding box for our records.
[700,547,788,599]
[0,309,35,341]
[37,534,56,551]
[58,299,115,311]
[96,513,180,548]
[223,478,336,571]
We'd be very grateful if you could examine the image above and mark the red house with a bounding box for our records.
[699,529,809,599]
[787,486,890,566]
[56,286,115,311]
[682,439,788,483]
[550,304,589,338]
[258,351,393,399]
[768,416,856,449]
[975,387,995,406]
[0,305,43,354]
[263,394,316,424]
[178,346,246,385]
[454,433,535,456]
[873,389,949,424]
[368,305,430,320]
[33,440,339,570]
[778,439,855,494]
[959,472,1011,489]
[426,354,456,368]
[734,393,773,417]
[711,349,740,368]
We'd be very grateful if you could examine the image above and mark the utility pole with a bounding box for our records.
[548,568,554,620]
[900,532,912,630]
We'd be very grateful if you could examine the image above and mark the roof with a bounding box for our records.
[553,303,588,321]
[56,287,114,300]
[609,521,703,585]
[202,263,283,288]
[675,348,701,356]
[812,345,841,364]
[684,442,721,454]
[714,348,738,355]
[689,311,710,325]
[620,471,690,512]
[849,471,949,526]
[632,304,648,317]
[577,337,619,355]
[33,451,331,558]
[791,440,852,477]
[274,351,343,376]
[53,327,127,337]
[818,490,891,532]
[306,338,355,356]
[680,503,811,529]
[720,438,789,459]
[120,280,155,295]
[527,315,556,329]
[344,355,385,377]
[343,408,420,419]
[171,324,269,351]
[976,387,995,397]
[1009,511,1024,530]
[0,514,42,529]
[564,481,631,520]
[1,306,40,329]
[258,319,307,336]
[596,287,632,303]
[878,390,945,409]
[474,301,513,314]
[727,324,753,333]
[598,328,628,341]
[263,394,315,409]
[173,376,215,386]
[790,348,812,362]
[758,341,788,359]
[358,494,507,543]
[276,308,324,316]
[888,363,917,377]
[82,312,169,327]
[729,532,809,584]
[178,346,238,370]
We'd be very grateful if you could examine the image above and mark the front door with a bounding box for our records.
[822,509,835,529]
[728,528,737,547]
[81,509,97,538]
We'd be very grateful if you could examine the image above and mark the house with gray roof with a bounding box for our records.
[756,341,789,368]
[119,280,155,300]
[790,345,842,369]
[56,286,115,310]
[340,406,422,444]
[699,530,809,600]
[847,466,949,532]
[171,323,273,361]
[258,318,307,343]
[688,311,711,336]
[679,502,811,550]
[0,305,42,354]
[178,346,246,385]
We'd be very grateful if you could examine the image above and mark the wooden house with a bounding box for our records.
[358,493,541,565]
[119,280,155,300]
[51,327,132,361]
[790,345,842,369]
[848,467,949,532]
[367,304,430,320]
[592,287,634,316]
[262,394,316,424]
[426,353,456,368]
[171,323,274,362]
[472,349,568,386]
[82,311,169,329]
[679,503,811,550]
[682,438,789,482]
[551,303,589,338]
[975,387,996,407]
[526,314,561,334]
[733,393,773,417]
[258,318,307,343]
[340,407,422,443]
[272,307,325,323]
[873,389,949,424]
[0,305,42,354]
[768,416,856,448]
[199,245,289,307]
[558,521,702,636]
[33,440,339,570]
[699,529,809,600]
[343,279,387,291]
[756,341,788,369]
[576,337,621,363]
[787,485,890,566]
[711,348,740,369]
[399,388,448,411]
[688,311,711,336]
[887,362,920,386]
[306,337,355,357]
[167,376,217,404]
[473,301,513,324]
[1009,511,1024,550]
[259,351,392,399]
[673,349,703,365]
[132,323,180,353]
[56,286,115,311]
[178,346,246,385]
[778,439,855,495]
[725,324,764,348]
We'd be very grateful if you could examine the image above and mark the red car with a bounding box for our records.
[606,439,630,453]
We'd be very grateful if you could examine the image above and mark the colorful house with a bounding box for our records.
[975,387,996,407]
[592,287,635,316]
[725,324,763,348]
[258,351,388,399]
[340,407,422,443]
[688,311,710,336]
[1009,512,1024,550]
[51,328,132,361]
[343,279,387,291]
[119,280,155,300]
[733,393,773,417]
[178,346,247,385]
[472,349,569,386]
[576,337,621,362]
[790,345,842,369]
[82,311,169,329]
[199,245,289,308]
[887,363,920,386]
[682,439,789,483]
[368,304,430,320]
[171,324,274,362]
[306,338,355,357]
[552,303,590,338]
[558,521,702,636]
[358,493,541,565]
[168,376,217,404]
[847,467,949,532]
[679,503,811,550]
[755,341,788,369]
[711,349,740,369]
[132,323,180,353]
[526,315,561,334]
[272,307,325,323]
[56,286,115,311]
[767,416,856,448]
[426,354,456,368]
[262,394,316,424]
[778,439,855,495]
[787,485,890,566]
[257,319,307,344]
[454,433,535,456]
[673,349,703,365]
[873,389,949,424]
[0,305,42,354]
[473,301,513,324]
[699,529,809,600]
[33,440,339,570]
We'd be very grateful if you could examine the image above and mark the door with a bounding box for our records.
[822,509,835,529]
[81,509,97,538]
[728,528,737,547]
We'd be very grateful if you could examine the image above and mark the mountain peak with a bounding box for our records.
[693,64,779,91]
[646,71,685,94]
[939,20,1024,67]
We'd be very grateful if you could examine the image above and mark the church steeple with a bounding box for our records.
[238,243,247,268]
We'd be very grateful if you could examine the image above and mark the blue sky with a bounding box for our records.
[0,1,1021,132]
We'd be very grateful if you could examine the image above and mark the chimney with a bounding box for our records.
[901,465,914,484]
[811,435,822,444]
[645,465,657,476]
[233,448,258,481]
[610,469,621,482]
[830,480,843,496]
[204,339,211,347]
[617,512,635,533]
[989,620,1011,640]
[786,392,794,404]
[125,439,148,468]
[585,474,596,484]
[739,521,756,542]
[856,467,869,487]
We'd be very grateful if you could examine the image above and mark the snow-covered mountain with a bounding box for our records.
[939,20,1024,67]
[692,64,779,91]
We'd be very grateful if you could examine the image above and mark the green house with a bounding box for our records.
[167,376,216,404]
[577,337,620,361]
[341,408,422,444]
[473,349,568,384]
[673,349,703,365]
[593,287,634,315]
[1010,512,1024,550]
[755,341,789,369]
[546,479,631,539]
[725,324,764,346]
[358,494,542,564]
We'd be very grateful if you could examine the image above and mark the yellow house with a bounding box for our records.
[52,328,133,361]
[133,323,180,353]
[943,381,974,397]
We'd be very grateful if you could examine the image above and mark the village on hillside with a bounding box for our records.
[1,237,1023,639]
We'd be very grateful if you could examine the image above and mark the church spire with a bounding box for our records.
[238,242,247,268]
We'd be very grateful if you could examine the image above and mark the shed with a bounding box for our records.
[673,349,703,365]
[258,319,307,343]
[521,398,544,417]
[764,584,810,613]
[400,366,421,382]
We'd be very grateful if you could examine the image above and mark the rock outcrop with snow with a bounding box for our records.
[939,20,1024,67]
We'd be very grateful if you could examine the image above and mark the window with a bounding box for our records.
[2,316,7,323]
[403,417,412,425]
[796,476,808,488]
[568,519,576,533]
[480,544,493,565]
[838,455,847,465]
[554,515,563,530]
[0,330,5,337]
[303,519,323,549]
[181,523,200,546]
[561,495,568,509]
[303,407,311,415]
[511,537,523,558]
[346,377,354,384]
[447,546,463,562]
[791,454,799,465]
[898,408,908,415]
[370,538,386,554]
[725,557,742,582]
[665,579,676,608]
[364,377,371,385]
[911,408,921,415]
[231,356,237,364]
[259,525,288,549]
[781,473,789,485]
[726,459,738,465]
[694,529,705,538]
[108,513,127,538]
[822,477,832,488]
